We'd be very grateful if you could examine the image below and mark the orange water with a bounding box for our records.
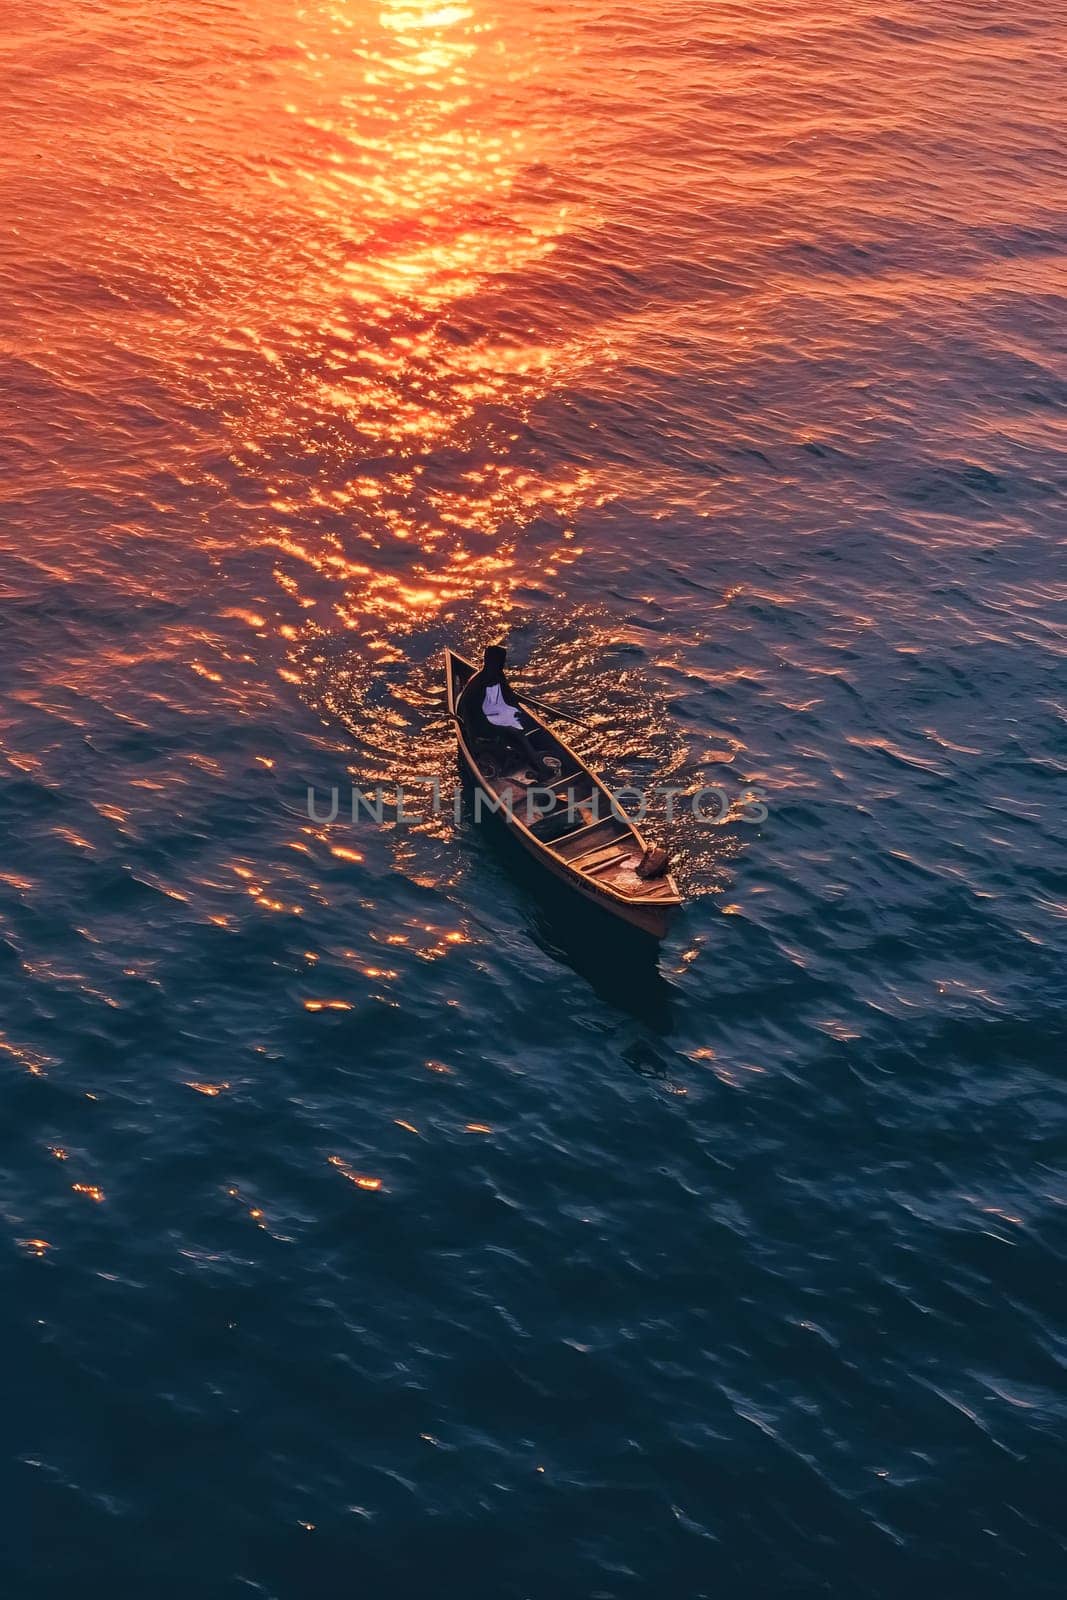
[2,4,1066,1594]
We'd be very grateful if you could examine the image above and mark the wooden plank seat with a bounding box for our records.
[558,817,631,862]
[528,779,596,836]
[584,849,637,877]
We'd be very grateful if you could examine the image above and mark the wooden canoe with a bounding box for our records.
[445,649,682,939]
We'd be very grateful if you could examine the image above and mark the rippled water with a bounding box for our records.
[3,0,1066,1593]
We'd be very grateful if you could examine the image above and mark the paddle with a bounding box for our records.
[515,692,596,733]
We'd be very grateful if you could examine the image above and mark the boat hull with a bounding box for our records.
[445,650,680,940]
[456,754,674,937]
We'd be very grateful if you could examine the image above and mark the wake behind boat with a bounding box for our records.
[445,649,682,939]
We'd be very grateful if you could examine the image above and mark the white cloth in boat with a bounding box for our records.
[482,683,523,731]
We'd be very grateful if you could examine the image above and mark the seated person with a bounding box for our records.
[458,644,555,780]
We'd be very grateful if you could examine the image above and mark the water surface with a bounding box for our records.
[2,1,1066,1594]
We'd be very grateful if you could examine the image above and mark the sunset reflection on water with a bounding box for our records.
[4,1,1066,1588]
[209,0,601,652]
[4,0,723,858]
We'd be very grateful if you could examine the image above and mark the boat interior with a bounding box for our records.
[448,653,678,905]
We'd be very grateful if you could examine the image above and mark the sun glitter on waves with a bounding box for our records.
[328,1155,384,1191]
[212,0,605,652]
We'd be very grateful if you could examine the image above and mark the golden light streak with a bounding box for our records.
[328,1156,383,1191]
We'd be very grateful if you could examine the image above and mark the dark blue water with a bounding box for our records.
[2,0,1066,1594]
